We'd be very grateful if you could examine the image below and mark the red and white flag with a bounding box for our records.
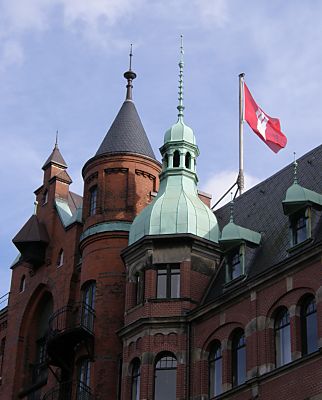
[243,82,287,153]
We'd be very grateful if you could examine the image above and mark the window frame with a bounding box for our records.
[131,359,141,400]
[231,330,246,387]
[89,186,98,216]
[274,308,291,367]
[226,245,244,282]
[135,271,145,305]
[156,264,180,299]
[209,341,222,397]
[154,353,177,400]
[301,296,318,356]
[290,207,311,247]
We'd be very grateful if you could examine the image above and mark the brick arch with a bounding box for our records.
[13,284,53,392]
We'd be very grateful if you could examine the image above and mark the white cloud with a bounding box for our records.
[202,170,260,209]
[194,0,229,27]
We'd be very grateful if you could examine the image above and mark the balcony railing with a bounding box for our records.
[42,380,92,400]
[48,302,95,337]
[47,302,95,366]
[0,292,9,311]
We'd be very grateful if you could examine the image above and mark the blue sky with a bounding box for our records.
[1,0,322,295]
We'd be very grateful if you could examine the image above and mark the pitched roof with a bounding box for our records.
[95,100,156,159]
[42,145,67,170]
[205,144,322,303]
[12,215,49,244]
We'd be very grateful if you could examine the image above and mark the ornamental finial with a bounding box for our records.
[55,130,58,148]
[293,152,298,184]
[177,34,185,119]
[230,193,234,222]
[124,44,136,101]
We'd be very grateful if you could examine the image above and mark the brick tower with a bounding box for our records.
[78,60,161,398]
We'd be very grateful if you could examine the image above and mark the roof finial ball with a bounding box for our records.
[124,44,137,101]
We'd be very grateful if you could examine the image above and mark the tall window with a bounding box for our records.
[301,297,318,355]
[89,186,98,216]
[77,359,91,400]
[173,150,180,167]
[209,342,222,397]
[57,249,64,267]
[232,330,246,387]
[290,209,310,246]
[82,282,96,331]
[275,308,291,367]
[131,359,141,400]
[19,275,26,292]
[135,272,144,305]
[42,189,48,205]
[154,354,177,400]
[156,265,180,299]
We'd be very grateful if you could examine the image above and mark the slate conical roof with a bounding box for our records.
[42,143,67,170]
[95,100,155,159]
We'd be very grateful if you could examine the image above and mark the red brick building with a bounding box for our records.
[0,59,322,400]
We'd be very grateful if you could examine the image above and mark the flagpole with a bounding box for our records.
[238,73,245,195]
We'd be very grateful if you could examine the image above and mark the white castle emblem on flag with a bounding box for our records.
[256,108,268,139]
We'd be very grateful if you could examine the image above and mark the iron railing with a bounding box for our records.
[42,380,92,400]
[0,293,9,310]
[48,302,95,337]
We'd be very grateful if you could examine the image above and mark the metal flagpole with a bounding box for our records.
[238,73,245,195]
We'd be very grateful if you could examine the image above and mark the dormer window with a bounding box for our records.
[226,246,244,282]
[89,186,97,216]
[173,150,180,167]
[290,208,310,246]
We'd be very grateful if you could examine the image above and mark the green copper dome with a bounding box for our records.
[129,37,219,245]
[164,118,196,144]
[282,160,322,215]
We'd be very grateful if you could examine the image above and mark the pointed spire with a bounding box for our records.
[55,130,58,148]
[293,152,298,184]
[177,35,185,119]
[42,133,67,170]
[124,44,137,101]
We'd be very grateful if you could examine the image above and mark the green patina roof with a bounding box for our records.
[164,117,196,145]
[219,221,261,248]
[129,172,219,244]
[282,182,322,215]
[129,40,219,245]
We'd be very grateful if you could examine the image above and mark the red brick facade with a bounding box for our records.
[1,107,322,400]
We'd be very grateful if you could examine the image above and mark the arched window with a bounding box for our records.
[232,330,246,387]
[275,308,291,367]
[77,358,91,397]
[82,281,96,331]
[131,359,141,400]
[89,186,98,216]
[209,341,222,397]
[19,275,26,292]
[154,353,177,400]
[173,151,180,168]
[57,249,64,267]
[301,297,318,355]
[185,152,191,169]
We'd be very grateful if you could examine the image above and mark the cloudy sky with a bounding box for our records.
[1,0,322,296]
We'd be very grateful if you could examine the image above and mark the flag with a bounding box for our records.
[243,82,287,153]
